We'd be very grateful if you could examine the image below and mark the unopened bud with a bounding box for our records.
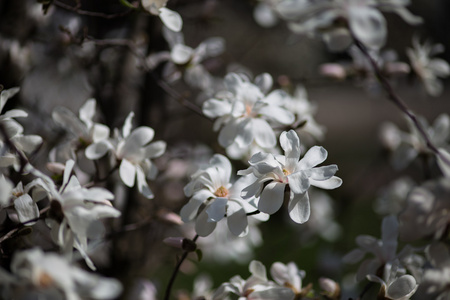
[163,237,184,249]
[319,277,340,299]
[158,209,183,225]
[46,162,65,174]
[319,63,346,80]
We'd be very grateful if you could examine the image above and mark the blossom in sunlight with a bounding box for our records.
[380,113,450,170]
[38,160,121,270]
[238,130,342,224]
[343,215,416,282]
[0,248,122,300]
[213,260,295,300]
[0,87,42,169]
[52,98,110,160]
[275,0,421,50]
[141,0,182,32]
[407,37,450,97]
[203,73,295,150]
[86,112,166,199]
[270,262,307,297]
[181,153,267,237]
[367,261,418,300]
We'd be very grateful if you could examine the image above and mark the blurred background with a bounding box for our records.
[0,0,449,299]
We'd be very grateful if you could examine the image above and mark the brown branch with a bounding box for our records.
[352,37,450,167]
[53,0,134,19]
[164,234,199,300]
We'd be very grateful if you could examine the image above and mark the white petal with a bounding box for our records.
[195,209,216,237]
[0,87,20,113]
[254,73,273,94]
[259,103,295,125]
[252,119,277,148]
[120,159,136,187]
[259,181,286,214]
[92,123,110,142]
[170,44,193,64]
[227,201,248,236]
[13,135,42,153]
[159,7,183,32]
[85,140,112,160]
[348,6,386,49]
[202,98,232,118]
[218,119,239,147]
[144,141,166,158]
[386,275,417,299]
[288,192,310,224]
[79,98,96,128]
[287,171,310,194]
[309,165,338,181]
[180,189,213,222]
[14,194,39,225]
[0,175,13,207]
[298,146,327,169]
[206,198,227,222]
[136,166,154,199]
[309,176,342,190]
[280,130,301,167]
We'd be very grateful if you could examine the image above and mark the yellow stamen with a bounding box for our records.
[214,186,229,197]
[37,271,53,288]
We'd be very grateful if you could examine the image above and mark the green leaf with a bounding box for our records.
[195,249,203,262]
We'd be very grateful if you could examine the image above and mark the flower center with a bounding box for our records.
[214,186,229,198]
[282,168,290,176]
[37,271,53,288]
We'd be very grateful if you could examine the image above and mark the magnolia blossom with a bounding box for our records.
[203,73,295,150]
[380,114,450,170]
[86,112,166,199]
[1,248,122,300]
[270,262,306,297]
[52,98,110,160]
[181,154,267,237]
[141,0,182,32]
[367,261,418,300]
[0,87,42,168]
[407,38,450,97]
[147,27,225,94]
[212,260,295,300]
[275,0,421,50]
[343,215,415,282]
[238,130,342,224]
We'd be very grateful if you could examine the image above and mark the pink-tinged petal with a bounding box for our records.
[309,165,338,181]
[206,198,227,222]
[298,146,327,170]
[195,209,217,237]
[227,201,248,236]
[259,181,286,214]
[203,98,232,118]
[180,189,213,222]
[280,130,301,168]
[288,191,310,224]
[309,176,342,190]
[252,119,277,148]
[136,166,154,199]
[144,141,166,158]
[159,7,182,32]
[287,171,310,194]
[120,159,136,187]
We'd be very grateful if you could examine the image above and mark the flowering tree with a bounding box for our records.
[0,0,449,299]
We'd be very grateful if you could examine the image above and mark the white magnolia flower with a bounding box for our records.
[238,130,342,224]
[380,114,450,170]
[270,262,306,296]
[0,175,14,208]
[407,37,450,97]
[181,154,266,237]
[87,112,166,199]
[141,0,182,32]
[148,28,225,93]
[213,260,295,300]
[52,98,110,160]
[367,261,418,300]
[343,215,414,282]
[275,0,421,50]
[7,248,122,300]
[203,73,295,150]
[0,87,42,168]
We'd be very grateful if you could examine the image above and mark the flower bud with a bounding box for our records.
[163,237,184,249]
[319,277,340,299]
[319,63,346,80]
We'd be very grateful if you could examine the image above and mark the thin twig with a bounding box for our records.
[164,234,199,300]
[352,37,450,167]
[54,0,134,19]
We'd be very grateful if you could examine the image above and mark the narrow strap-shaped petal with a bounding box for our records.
[288,191,310,224]
[119,159,136,187]
[298,146,327,170]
